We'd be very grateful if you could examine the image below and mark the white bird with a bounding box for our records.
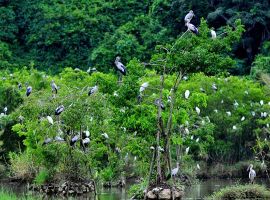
[185,147,190,154]
[191,135,194,140]
[184,128,189,135]
[221,99,224,104]
[185,90,190,99]
[158,146,164,152]
[267,124,269,128]
[195,107,200,115]
[233,125,237,130]
[212,83,217,91]
[3,107,7,115]
[184,10,195,24]
[241,116,245,121]
[26,86,32,96]
[206,116,210,122]
[197,164,201,170]
[201,120,206,125]
[171,162,180,177]
[268,102,270,106]
[43,138,52,145]
[247,164,256,184]
[200,87,206,93]
[114,56,126,75]
[210,28,217,39]
[251,111,256,116]
[226,111,232,116]
[261,112,268,118]
[214,109,218,113]
[150,146,155,150]
[101,133,109,139]
[82,138,90,145]
[260,100,264,106]
[51,80,58,94]
[85,130,90,137]
[88,85,98,96]
[139,82,149,93]
[196,138,200,143]
[113,91,119,97]
[244,90,249,95]
[186,22,199,35]
[182,76,188,81]
[234,100,239,108]
[55,105,64,115]
[47,116,53,125]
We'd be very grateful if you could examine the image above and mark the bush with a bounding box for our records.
[207,184,270,199]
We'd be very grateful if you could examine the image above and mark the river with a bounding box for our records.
[1,178,269,199]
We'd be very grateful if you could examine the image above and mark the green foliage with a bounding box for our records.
[207,184,270,200]
[34,169,49,185]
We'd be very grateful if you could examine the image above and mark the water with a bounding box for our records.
[1,179,269,199]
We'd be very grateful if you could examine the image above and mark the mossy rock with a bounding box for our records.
[207,184,270,200]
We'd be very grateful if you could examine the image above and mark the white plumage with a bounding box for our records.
[85,130,90,137]
[212,83,217,91]
[102,133,109,139]
[226,111,232,116]
[171,163,180,177]
[51,80,58,94]
[241,116,245,121]
[185,128,189,135]
[197,164,201,170]
[234,100,239,108]
[184,90,190,99]
[139,82,149,93]
[88,85,98,96]
[82,138,90,145]
[251,111,256,116]
[186,22,199,35]
[114,56,126,75]
[47,116,54,125]
[196,138,200,143]
[195,107,200,115]
[247,164,256,183]
[260,100,264,105]
[185,147,190,154]
[214,109,218,113]
[211,29,217,39]
[184,10,195,24]
[233,125,237,130]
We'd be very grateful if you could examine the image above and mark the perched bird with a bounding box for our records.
[84,130,90,137]
[55,105,64,115]
[182,76,188,81]
[251,111,256,117]
[195,107,200,115]
[186,22,199,35]
[233,125,237,130]
[226,111,232,117]
[171,162,180,178]
[212,83,217,91]
[70,135,80,146]
[260,100,264,106]
[154,99,165,110]
[261,112,268,118]
[185,147,190,154]
[234,100,239,108]
[247,164,256,184]
[150,146,155,150]
[139,82,149,93]
[26,86,32,96]
[43,138,52,145]
[244,90,249,95]
[82,138,90,146]
[47,116,54,125]
[214,109,218,113]
[196,138,200,142]
[184,128,189,135]
[102,133,109,139]
[113,91,119,97]
[197,164,201,170]
[158,146,164,152]
[200,87,206,93]
[51,80,58,94]
[241,116,245,121]
[210,28,217,39]
[184,10,195,24]
[114,56,126,75]
[88,85,98,96]
[190,135,194,140]
[184,90,190,99]
[3,107,7,115]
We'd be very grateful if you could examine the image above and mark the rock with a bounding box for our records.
[146,190,157,199]
[159,189,171,200]
[174,189,184,198]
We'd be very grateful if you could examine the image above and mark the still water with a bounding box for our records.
[1,179,269,199]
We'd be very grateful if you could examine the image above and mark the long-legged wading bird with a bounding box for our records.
[26,86,32,97]
[166,162,180,180]
[115,56,126,83]
[247,164,256,184]
[55,105,64,115]
[88,85,98,96]
[184,10,195,24]
[51,80,58,94]
[211,28,217,39]
[186,22,199,35]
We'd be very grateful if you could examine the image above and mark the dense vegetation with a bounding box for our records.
[0,0,270,198]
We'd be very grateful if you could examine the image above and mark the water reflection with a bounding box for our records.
[1,179,269,200]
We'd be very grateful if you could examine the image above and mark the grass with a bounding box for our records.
[206,184,270,200]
